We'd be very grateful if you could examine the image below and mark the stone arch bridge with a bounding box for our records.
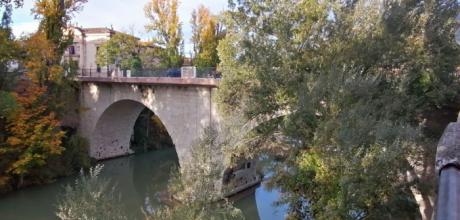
[78,76,221,165]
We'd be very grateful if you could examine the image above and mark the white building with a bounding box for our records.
[63,27,118,77]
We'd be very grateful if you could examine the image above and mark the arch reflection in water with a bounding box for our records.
[98,148,179,219]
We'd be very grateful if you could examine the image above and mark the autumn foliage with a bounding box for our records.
[23,32,64,86]
[4,82,64,186]
[0,0,89,192]
[145,0,183,67]
[191,5,223,67]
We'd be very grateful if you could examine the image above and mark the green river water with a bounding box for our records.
[0,148,288,220]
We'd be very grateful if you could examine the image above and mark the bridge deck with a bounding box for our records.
[77,76,219,87]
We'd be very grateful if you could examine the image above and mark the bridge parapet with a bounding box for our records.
[77,76,219,87]
[77,67,220,79]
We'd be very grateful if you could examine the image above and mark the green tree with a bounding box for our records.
[0,0,22,192]
[144,0,183,67]
[190,5,223,67]
[0,0,22,91]
[218,0,459,219]
[96,32,141,71]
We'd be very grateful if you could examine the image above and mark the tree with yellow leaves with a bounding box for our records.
[30,0,87,118]
[0,0,88,192]
[190,5,223,67]
[23,32,62,87]
[33,0,87,64]
[145,0,183,67]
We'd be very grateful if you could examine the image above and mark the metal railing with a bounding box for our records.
[77,67,221,79]
[435,116,460,220]
[196,67,221,78]
[78,68,113,77]
[131,68,182,77]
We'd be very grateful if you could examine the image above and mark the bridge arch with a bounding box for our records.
[90,99,177,160]
[79,82,220,167]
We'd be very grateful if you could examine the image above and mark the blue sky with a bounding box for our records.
[10,0,228,54]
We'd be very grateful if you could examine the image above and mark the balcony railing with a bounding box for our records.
[77,67,220,79]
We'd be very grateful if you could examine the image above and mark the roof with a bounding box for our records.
[81,27,116,34]
[70,26,139,40]
[70,26,116,36]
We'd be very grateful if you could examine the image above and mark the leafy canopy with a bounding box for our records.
[144,0,183,67]
[96,32,141,71]
[218,0,459,219]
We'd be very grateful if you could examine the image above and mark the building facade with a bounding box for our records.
[63,27,117,77]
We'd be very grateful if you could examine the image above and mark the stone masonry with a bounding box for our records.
[78,78,220,166]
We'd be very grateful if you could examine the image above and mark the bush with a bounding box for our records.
[56,164,128,220]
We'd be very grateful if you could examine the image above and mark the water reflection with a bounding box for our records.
[235,181,289,220]
[0,148,287,220]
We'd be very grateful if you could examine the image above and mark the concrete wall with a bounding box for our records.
[79,82,220,166]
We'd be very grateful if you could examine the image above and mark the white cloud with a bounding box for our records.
[10,0,228,54]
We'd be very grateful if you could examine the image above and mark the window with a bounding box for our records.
[97,65,101,73]
[69,46,75,55]
[246,162,251,169]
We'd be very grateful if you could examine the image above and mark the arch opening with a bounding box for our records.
[90,99,177,161]
[130,107,175,153]
[89,99,180,218]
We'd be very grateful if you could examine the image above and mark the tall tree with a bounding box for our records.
[190,5,223,67]
[31,0,87,118]
[33,0,87,64]
[0,10,20,90]
[0,0,22,90]
[218,0,460,219]
[0,0,22,192]
[144,0,183,67]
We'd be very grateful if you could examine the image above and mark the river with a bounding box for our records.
[0,148,288,220]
